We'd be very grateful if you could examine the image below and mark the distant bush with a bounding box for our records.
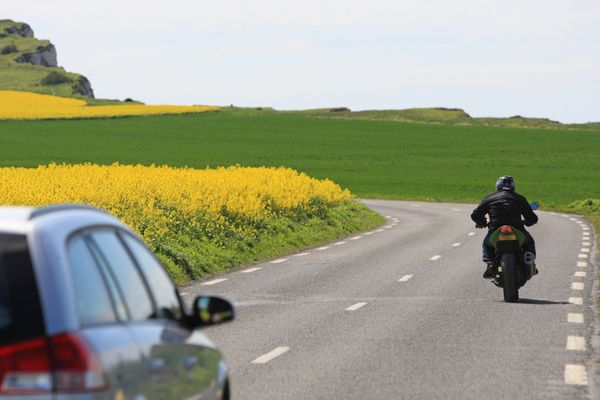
[0,43,17,54]
[41,71,72,85]
[124,98,134,102]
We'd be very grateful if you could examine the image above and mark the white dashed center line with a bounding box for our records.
[575,271,587,277]
[566,336,586,351]
[398,274,413,282]
[252,347,290,364]
[295,252,310,257]
[569,297,583,305]
[316,246,330,251]
[568,313,584,324]
[451,242,461,247]
[571,282,584,291]
[430,255,442,261]
[241,267,262,273]
[451,208,461,212]
[202,278,228,286]
[565,364,588,385]
[271,258,288,264]
[468,232,475,236]
[577,261,588,268]
[410,204,422,207]
[346,302,368,311]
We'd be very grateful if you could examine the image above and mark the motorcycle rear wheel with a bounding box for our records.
[501,253,519,303]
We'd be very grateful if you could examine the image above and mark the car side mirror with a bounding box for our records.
[191,296,234,327]
[530,202,539,210]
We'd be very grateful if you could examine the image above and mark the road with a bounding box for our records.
[182,200,597,399]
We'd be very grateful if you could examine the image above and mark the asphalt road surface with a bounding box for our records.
[182,200,598,400]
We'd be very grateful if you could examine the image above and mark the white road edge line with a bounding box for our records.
[582,242,591,246]
[575,271,587,277]
[581,248,590,253]
[271,258,288,264]
[566,336,586,351]
[316,246,330,251]
[398,274,413,282]
[578,254,589,259]
[346,302,368,311]
[568,313,584,324]
[295,252,310,257]
[202,278,228,286]
[350,236,362,240]
[334,241,347,245]
[241,267,262,273]
[569,297,583,305]
[252,347,290,364]
[571,282,584,291]
[577,261,588,268]
[565,364,588,385]
[430,255,442,261]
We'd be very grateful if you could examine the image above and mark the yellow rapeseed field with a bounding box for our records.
[0,90,218,119]
[0,163,352,246]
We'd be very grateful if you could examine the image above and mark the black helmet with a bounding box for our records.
[496,176,515,191]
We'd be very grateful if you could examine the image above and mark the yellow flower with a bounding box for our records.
[0,164,352,248]
[0,91,218,120]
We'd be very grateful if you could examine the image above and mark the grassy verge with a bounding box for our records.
[166,200,382,284]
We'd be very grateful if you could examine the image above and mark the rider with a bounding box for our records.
[471,176,538,279]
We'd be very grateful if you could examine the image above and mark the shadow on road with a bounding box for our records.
[518,298,569,305]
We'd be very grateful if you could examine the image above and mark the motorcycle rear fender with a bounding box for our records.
[489,225,526,249]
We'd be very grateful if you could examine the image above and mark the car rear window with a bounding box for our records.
[0,234,45,346]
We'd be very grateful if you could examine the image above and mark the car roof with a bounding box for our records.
[0,204,117,234]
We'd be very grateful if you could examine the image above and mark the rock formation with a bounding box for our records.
[14,44,57,67]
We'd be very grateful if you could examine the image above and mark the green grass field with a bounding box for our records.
[1,109,599,207]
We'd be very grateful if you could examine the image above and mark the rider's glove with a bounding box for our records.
[475,222,488,229]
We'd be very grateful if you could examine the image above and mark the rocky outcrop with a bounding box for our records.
[14,44,57,67]
[72,76,95,98]
[4,23,33,37]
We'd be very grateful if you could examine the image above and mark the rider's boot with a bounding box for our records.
[483,262,496,279]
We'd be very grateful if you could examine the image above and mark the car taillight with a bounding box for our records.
[0,333,107,395]
[500,226,513,233]
[0,337,52,394]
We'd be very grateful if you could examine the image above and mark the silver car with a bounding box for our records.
[0,205,233,399]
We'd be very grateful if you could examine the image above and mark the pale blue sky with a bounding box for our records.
[6,0,600,122]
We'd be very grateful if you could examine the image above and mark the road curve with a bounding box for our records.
[182,200,598,400]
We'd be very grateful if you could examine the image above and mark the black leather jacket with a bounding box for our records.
[471,190,538,231]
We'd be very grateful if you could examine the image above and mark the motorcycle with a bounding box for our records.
[486,202,538,303]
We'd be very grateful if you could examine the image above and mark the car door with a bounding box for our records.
[119,231,224,400]
[87,229,222,400]
[66,232,147,399]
